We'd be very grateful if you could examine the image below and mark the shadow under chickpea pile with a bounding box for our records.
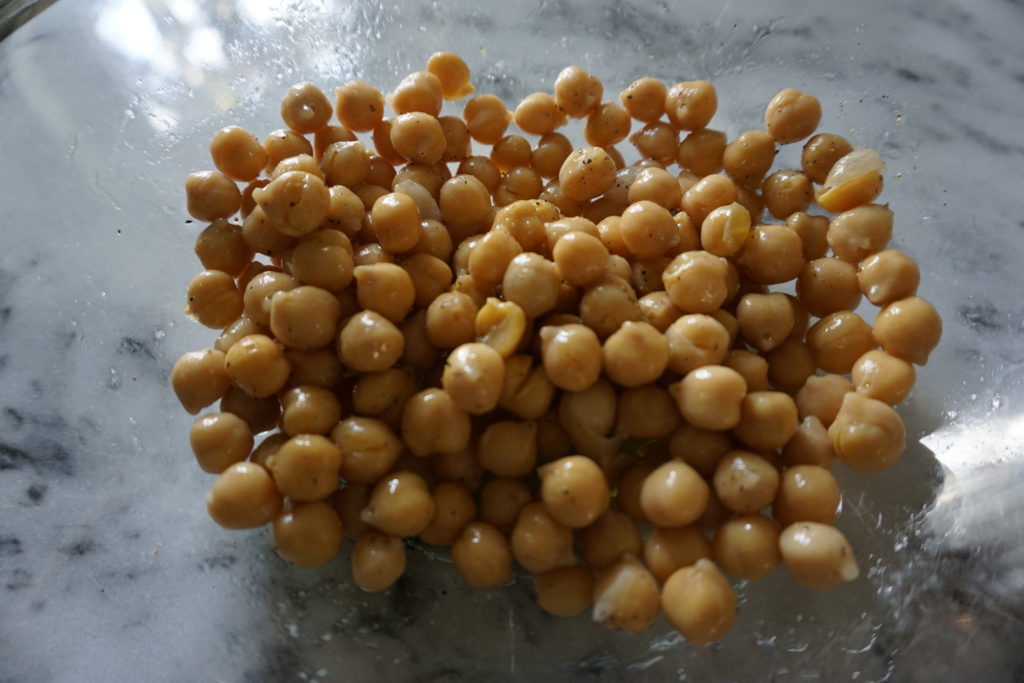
[171,52,943,646]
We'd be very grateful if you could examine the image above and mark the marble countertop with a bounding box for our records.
[2,0,1023,681]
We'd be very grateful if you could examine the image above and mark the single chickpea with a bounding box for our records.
[389,112,446,165]
[422,291,477,350]
[436,115,471,163]
[503,253,562,319]
[557,380,622,467]
[351,367,415,424]
[224,334,290,398]
[765,339,817,393]
[662,558,737,643]
[806,311,875,374]
[371,119,404,166]
[370,191,423,254]
[642,526,711,584]
[851,349,916,405]
[723,349,771,392]
[410,218,454,261]
[723,130,776,187]
[335,80,384,132]
[785,212,830,261]
[535,566,595,617]
[288,230,353,292]
[400,388,472,457]
[468,228,522,286]
[801,133,853,184]
[601,321,669,387]
[734,391,799,451]
[640,460,709,527]
[185,172,242,222]
[488,134,530,172]
[764,88,822,143]
[418,482,477,546]
[638,291,682,332]
[189,412,253,474]
[736,224,805,285]
[778,522,859,590]
[773,465,841,527]
[262,129,313,173]
[337,310,404,373]
[272,501,343,568]
[677,128,726,177]
[557,146,617,202]
[210,126,268,182]
[828,391,906,472]
[578,275,643,338]
[251,171,330,237]
[857,249,920,307]
[551,231,608,288]
[712,514,782,580]
[479,477,532,533]
[699,202,751,257]
[279,82,332,134]
[452,522,513,588]
[269,285,341,351]
[186,270,244,329]
[872,296,942,365]
[619,77,666,121]
[669,365,746,431]
[401,253,452,308]
[329,416,402,484]
[662,251,730,314]
[592,557,661,632]
[475,297,527,358]
[828,204,893,263]
[512,501,576,573]
[554,65,603,118]
[353,263,415,323]
[171,348,231,415]
[267,433,343,501]
[351,530,407,592]
[796,258,862,318]
[360,470,435,537]
[538,455,610,528]
[762,169,813,219]
[478,420,538,478]
[682,173,737,226]
[442,342,506,415]
[206,462,282,529]
[353,242,394,267]
[665,80,717,130]
[631,122,679,166]
[584,102,632,147]
[426,51,474,100]
[736,293,795,353]
[782,416,837,469]
[391,71,443,116]
[713,450,780,513]
[279,385,342,437]
[219,386,280,434]
[579,510,642,571]
[439,174,493,230]
[314,124,357,162]
[618,385,679,439]
[618,199,680,258]
[514,92,568,136]
[669,423,731,477]
[463,94,512,145]
[532,132,574,179]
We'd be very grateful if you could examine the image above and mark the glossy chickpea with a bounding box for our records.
[713,450,780,513]
[828,204,893,263]
[219,386,280,434]
[426,51,474,99]
[559,147,617,202]
[699,202,750,257]
[288,230,352,292]
[640,460,709,528]
[765,88,821,143]
[400,253,451,308]
[206,462,282,529]
[857,250,920,307]
[360,470,435,537]
[781,416,837,469]
[665,80,717,130]
[353,263,415,323]
[439,174,492,231]
[478,420,538,478]
[851,349,916,405]
[636,292,680,332]
[669,365,747,431]
[736,224,805,285]
[592,557,661,632]
[579,510,641,571]
[806,311,875,374]
[388,112,445,166]
[243,271,297,327]
[369,192,421,254]
[452,522,513,588]
[224,334,290,398]
[778,522,859,590]
[420,291,476,350]
[796,258,862,318]
[489,134,531,171]
[337,310,404,373]
[795,374,853,427]
[531,132,574,179]
[630,122,678,166]
[723,130,776,187]
[410,219,454,262]
[279,81,332,134]
[554,65,603,117]
[335,80,384,132]
[762,169,813,219]
[266,433,342,501]
[674,128,725,177]
[618,76,666,121]
[828,391,906,472]
[801,133,853,184]
[468,229,521,287]
[371,119,403,166]
[330,415,403,483]
[279,385,341,437]
[682,174,737,226]
[269,150,323,178]
[601,321,669,387]
[764,339,817,393]
[500,253,559,319]
[400,388,472,458]
[351,367,415,427]
[734,391,799,451]
[418,482,477,546]
[578,275,643,338]
[662,251,730,314]
[190,412,253,474]
[773,465,841,527]
[272,501,343,568]
[534,566,594,617]
[185,171,242,222]
[171,349,231,415]
[475,299,526,359]
[785,212,830,261]
[583,102,631,147]
[872,296,942,365]
[442,342,505,415]
[210,126,268,182]
[817,147,881,212]
[269,286,341,351]
[186,270,244,329]
[350,530,407,592]
[463,95,511,145]
[712,514,782,580]
[538,455,610,528]
[512,501,576,573]
[513,92,567,136]
[723,349,771,392]
[736,293,795,353]
[616,200,678,259]
[353,242,393,266]
[391,71,443,116]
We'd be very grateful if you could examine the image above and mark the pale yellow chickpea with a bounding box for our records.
[252,171,330,237]
[762,169,813,219]
[442,342,506,415]
[503,253,563,319]
[391,71,443,116]
[279,82,332,134]
[418,482,477,546]
[723,130,776,187]
[538,455,610,528]
[828,204,893,263]
[436,115,471,162]
[617,200,680,258]
[552,231,609,287]
[664,311,730,374]
[360,470,435,537]
[665,80,717,130]
[662,251,730,314]
[210,125,268,182]
[851,349,916,405]
[371,191,423,254]
[554,65,603,118]
[426,51,475,99]
[389,112,446,165]
[194,219,253,278]
[185,171,242,222]
[619,77,666,122]
[189,412,253,474]
[682,173,737,226]
[778,522,859,590]
[475,298,528,359]
[463,94,512,145]
[490,134,532,171]
[801,133,854,184]
[713,450,780,514]
[411,218,454,261]
[806,311,875,374]
[592,557,661,632]
[857,249,921,307]
[712,514,782,580]
[601,321,669,387]
[512,501,576,573]
[353,263,415,324]
[723,349,771,393]
[795,373,853,427]
[479,477,533,533]
[781,416,837,469]
[272,501,343,568]
[872,296,942,365]
[335,80,384,133]
[736,293,795,353]
[699,202,751,257]
[314,124,357,162]
[669,365,747,431]
[171,348,231,415]
[535,566,595,617]
[628,167,683,210]
[514,92,567,135]
[262,129,313,174]
[630,122,679,166]
[765,88,822,143]
[478,420,538,478]
[677,128,727,177]
[584,102,632,147]
[224,334,290,398]
[337,310,404,373]
[828,391,906,472]
[578,275,643,339]
[451,522,513,588]
[351,530,407,592]
[559,149,619,206]
[736,224,805,285]
[640,460,709,528]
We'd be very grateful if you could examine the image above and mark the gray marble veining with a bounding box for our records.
[1,0,1024,681]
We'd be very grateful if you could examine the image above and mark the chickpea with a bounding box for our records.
[635,292,679,332]
[713,450,779,513]
[399,253,451,309]
[186,270,244,329]
[762,169,813,220]
[527,133,572,180]
[682,173,737,226]
[252,171,330,237]
[785,212,830,261]
[736,293,795,353]
[350,530,407,592]
[579,510,641,571]
[287,230,352,292]
[400,388,471,457]
[331,483,371,540]
[352,264,416,327]
[668,365,745,431]
[764,339,816,393]
[512,501,576,573]
[662,251,730,314]
[367,193,420,255]
[674,129,725,178]
[592,557,661,632]
[495,166,545,206]
[273,501,343,568]
[194,220,252,279]
[514,92,567,136]
[351,367,414,426]
[439,174,492,231]
[736,224,805,285]
[220,386,280,434]
[723,349,771,393]
[828,391,906,472]
[501,253,561,319]
[712,514,781,580]
[801,133,853,184]
[278,385,340,437]
[479,420,538,478]
[773,465,840,528]
[489,134,531,171]
[630,122,679,166]
[495,355,552,421]
[266,434,342,501]
[872,296,942,365]
[421,291,477,350]
[474,298,526,359]
[467,229,521,287]
[857,249,920,307]
[371,119,403,166]
[698,202,750,258]
[598,320,668,387]
[409,219,453,262]
[733,391,798,451]
[360,470,435,537]
[337,310,404,373]
[577,275,643,338]
[264,130,314,174]
[782,416,837,469]
[335,80,385,132]
[185,171,242,222]
[426,51,474,100]
[534,566,594,617]
[278,82,331,135]
[478,477,531,533]
[210,125,268,182]
[386,112,444,165]
[618,385,679,439]
[619,76,666,121]
[817,146,887,213]
[268,285,341,352]
[441,342,505,415]
[665,426,728,480]
[390,71,443,116]
[171,349,231,415]
[553,65,603,117]
[243,271,297,327]
[828,204,893,263]
[430,441,483,490]
[353,242,393,266]
[641,526,710,584]
[548,232,606,289]
[557,379,624,468]
[617,200,680,258]
[285,349,341,394]
[665,80,717,130]
[353,185,390,214]
[639,460,709,528]
[663,314,729,375]
[584,102,631,147]
[452,522,513,588]
[205,461,282,529]
[795,258,861,318]
[189,412,253,474]
[764,88,821,143]
[314,124,357,162]
[240,178,270,218]
[851,349,916,405]
[327,417,400,484]
[559,147,617,202]
[223,334,290,398]
[537,455,610,528]
[419,482,477,546]
[462,94,511,145]
[432,116,470,163]
[778,522,859,590]
[401,309,440,373]
[806,311,875,374]
[723,130,776,187]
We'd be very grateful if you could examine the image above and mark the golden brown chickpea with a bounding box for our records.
[662,251,730,314]
[668,424,729,477]
[538,455,610,528]
[468,229,522,287]
[762,169,813,220]
[550,231,607,287]
[828,204,893,263]
[285,347,343,391]
[400,253,451,308]
[723,130,776,187]
[206,462,282,529]
[409,219,453,262]
[369,192,421,254]
[737,224,806,285]
[220,385,280,434]
[267,151,322,178]
[477,420,538,478]
[462,95,511,145]
[604,254,632,282]
[828,391,906,472]
[267,433,342,501]
[723,349,771,392]
[494,165,544,205]
[353,242,393,267]
[796,258,862,318]
[422,291,477,350]
[734,391,799,451]
[594,215,629,257]
[712,514,781,580]
[544,216,600,253]
[781,416,837,469]
[592,557,661,632]
[334,80,385,133]
[618,199,680,258]
[400,388,471,457]
[601,321,669,387]
[439,174,492,231]
[682,173,737,226]
[452,522,513,588]
[185,171,242,222]
[512,501,576,573]
[353,185,391,214]
[801,133,853,184]
[430,440,483,490]
[577,510,641,571]
[764,339,817,393]
[698,202,750,258]
[171,349,231,415]
[619,76,666,121]
[661,558,737,644]
[618,385,680,439]
[637,291,681,332]
[288,230,353,292]
[264,129,314,173]
[390,71,443,116]
[269,285,341,351]
[496,355,553,420]
[640,460,709,527]
[529,133,572,180]
[351,367,415,423]
[475,299,526,359]
[418,482,476,546]
[795,374,853,427]
[538,324,603,392]
[401,310,441,372]
[189,412,253,474]
[332,482,371,540]
[872,296,942,365]
[501,253,561,319]
[851,349,915,406]
[314,124,357,162]
[665,80,717,131]
[676,128,726,177]
[442,342,505,415]
[713,450,779,514]
[578,275,643,338]
[534,565,594,617]
[669,365,747,431]
[224,334,290,398]
[273,501,343,568]
[240,178,271,219]
[352,263,415,324]
[558,146,617,202]
[360,470,435,537]
[186,270,244,329]
[818,148,885,212]
[432,117,470,164]
[210,125,268,182]
[785,212,829,261]
[857,249,920,307]
[643,526,711,584]
[337,310,404,373]
[280,385,342,437]
[736,293,795,353]
[349,530,407,592]
[251,170,329,238]
[489,134,531,171]
[243,271,298,327]
[426,51,474,99]
[194,219,253,278]
[556,380,624,468]
[514,92,567,136]
[806,311,875,374]
[778,522,859,590]
[371,118,403,166]
[329,416,403,485]
[628,121,676,166]
[583,102,631,147]
[395,161,448,197]
[280,81,332,134]
[765,88,822,144]
[387,112,445,166]
[554,65,603,118]
[773,465,840,527]
[479,477,533,533]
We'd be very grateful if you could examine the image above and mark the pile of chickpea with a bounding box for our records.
[172,52,942,645]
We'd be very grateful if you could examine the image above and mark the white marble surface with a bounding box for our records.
[1,0,1023,681]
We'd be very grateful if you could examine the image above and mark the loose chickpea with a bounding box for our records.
[462,94,511,145]
[764,339,817,393]
[661,251,729,314]
[220,386,280,434]
[583,102,632,147]
[224,334,290,398]
[351,263,415,324]
[250,171,329,238]
[439,174,493,230]
[468,229,522,287]
[360,470,435,537]
[171,349,231,415]
[736,224,805,285]
[857,249,920,307]
[669,365,746,431]
[371,119,403,166]
[337,310,404,373]
[778,522,859,589]
[674,129,724,177]
[723,130,776,187]
[408,219,452,262]
[697,202,750,258]
[577,275,642,339]
[663,558,738,643]
[713,450,780,513]
[801,133,853,184]
[682,174,737,226]
[872,296,942,365]
[734,391,799,451]
[442,342,505,415]
[736,293,795,353]
[618,385,680,439]
[548,232,606,289]
[773,465,841,528]
[273,501,343,568]
[784,212,829,261]
[537,455,611,528]
[643,526,712,584]
[266,434,342,501]
[592,557,661,632]
[806,311,875,374]
[629,122,678,166]
[478,420,538,478]
[603,254,631,282]
[313,124,357,162]
[828,204,893,263]
[712,514,782,580]
[639,460,709,528]
[533,566,593,617]
[559,146,617,202]
[395,161,449,197]
[723,349,771,392]
[425,51,474,100]
[828,391,906,472]
[348,530,407,592]
[665,80,717,131]
[279,385,341,437]
[488,134,531,172]
[428,118,469,165]
[186,270,244,329]
[263,129,314,173]
[514,92,567,136]
[495,165,545,206]
[452,522,513,588]
[418,482,477,546]
[616,200,679,259]
[816,148,885,213]
[851,349,916,405]
[385,112,445,166]
[796,258,861,318]
[512,501,576,573]
[269,285,341,352]
[206,462,282,529]
[185,171,242,222]
[390,71,443,116]
[479,477,533,533]
[619,76,666,122]
[367,193,420,255]
[400,253,451,309]
[334,81,384,133]
[553,65,603,118]
[598,321,668,387]
[764,88,822,144]
[400,388,472,457]
[530,132,573,179]
[189,412,253,474]
[782,416,837,469]
[795,374,853,427]
[762,169,813,220]
[210,125,268,182]
[278,82,332,134]
[578,510,641,571]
